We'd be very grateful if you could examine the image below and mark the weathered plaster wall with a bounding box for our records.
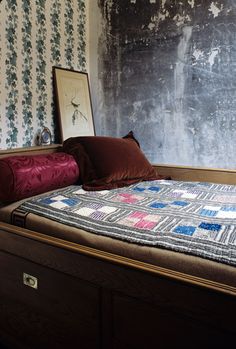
[95,0,236,169]
[0,0,87,149]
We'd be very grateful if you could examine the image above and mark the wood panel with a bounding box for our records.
[112,293,235,349]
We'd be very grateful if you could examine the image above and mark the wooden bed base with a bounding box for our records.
[0,145,236,348]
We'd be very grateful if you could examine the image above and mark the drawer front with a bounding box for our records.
[0,251,101,349]
[112,293,236,349]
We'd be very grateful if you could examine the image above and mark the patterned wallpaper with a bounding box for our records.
[0,0,86,149]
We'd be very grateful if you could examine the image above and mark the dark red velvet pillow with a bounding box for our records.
[0,152,79,203]
[62,131,162,190]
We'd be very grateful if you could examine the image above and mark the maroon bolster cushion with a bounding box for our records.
[62,131,163,191]
[0,152,79,203]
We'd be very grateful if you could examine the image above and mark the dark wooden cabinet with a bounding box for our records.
[0,251,100,349]
[0,224,236,349]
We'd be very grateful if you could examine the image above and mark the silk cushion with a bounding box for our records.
[0,152,79,203]
[62,131,162,190]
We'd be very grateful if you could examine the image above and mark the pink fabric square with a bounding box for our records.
[129,211,147,219]
[135,219,157,230]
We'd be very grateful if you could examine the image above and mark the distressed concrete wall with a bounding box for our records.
[93,0,236,169]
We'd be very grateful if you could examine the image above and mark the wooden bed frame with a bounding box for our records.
[0,145,236,349]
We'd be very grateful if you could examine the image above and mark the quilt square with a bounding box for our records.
[193,227,219,240]
[172,201,188,207]
[117,212,144,227]
[73,188,87,195]
[49,201,69,209]
[212,195,236,203]
[221,206,236,212]
[134,219,157,230]
[98,206,117,214]
[198,222,222,232]
[90,211,106,220]
[117,211,158,230]
[133,187,145,192]
[61,198,79,207]
[171,190,186,198]
[40,196,79,209]
[181,192,198,199]
[40,195,66,205]
[75,207,95,217]
[40,197,55,205]
[200,209,217,217]
[145,214,161,222]
[111,193,143,204]
[148,186,161,192]
[150,202,167,209]
[173,225,196,236]
[129,212,147,220]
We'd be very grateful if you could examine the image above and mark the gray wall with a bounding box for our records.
[93,0,236,169]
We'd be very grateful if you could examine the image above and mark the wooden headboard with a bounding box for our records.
[0,144,235,185]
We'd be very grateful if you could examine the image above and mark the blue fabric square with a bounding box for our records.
[221,206,236,212]
[61,198,79,206]
[199,222,222,231]
[172,201,188,207]
[148,186,161,192]
[133,187,145,192]
[200,209,217,217]
[150,202,167,209]
[40,197,54,205]
[174,226,196,236]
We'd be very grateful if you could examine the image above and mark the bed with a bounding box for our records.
[0,136,236,349]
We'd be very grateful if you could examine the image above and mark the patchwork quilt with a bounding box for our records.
[17,180,236,266]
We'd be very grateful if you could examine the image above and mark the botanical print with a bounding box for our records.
[77,0,86,71]
[54,68,95,141]
[64,0,75,68]
[5,0,19,147]
[50,0,62,139]
[50,0,61,65]
[35,0,47,129]
[21,0,33,146]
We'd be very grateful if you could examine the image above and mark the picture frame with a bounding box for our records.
[53,67,95,142]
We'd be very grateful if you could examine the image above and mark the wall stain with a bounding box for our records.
[98,0,236,169]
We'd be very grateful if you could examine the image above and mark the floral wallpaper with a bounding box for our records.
[0,0,86,149]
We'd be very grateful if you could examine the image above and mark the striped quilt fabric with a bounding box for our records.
[18,180,236,266]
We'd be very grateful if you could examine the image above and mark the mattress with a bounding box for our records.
[1,180,236,288]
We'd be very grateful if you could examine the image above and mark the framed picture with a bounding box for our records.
[53,67,95,142]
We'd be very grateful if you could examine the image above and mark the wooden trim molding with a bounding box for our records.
[0,144,62,158]
[154,164,236,185]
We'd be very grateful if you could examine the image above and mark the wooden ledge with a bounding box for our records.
[154,164,236,185]
[1,221,236,297]
[0,144,62,158]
